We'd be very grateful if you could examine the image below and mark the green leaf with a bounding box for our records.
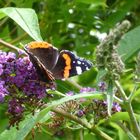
[0,113,51,140]
[0,114,37,140]
[76,0,106,6]
[102,0,137,31]
[96,69,107,84]
[0,7,43,41]
[118,26,140,61]
[110,112,130,122]
[110,122,134,140]
[15,115,37,140]
[109,112,140,122]
[107,81,114,116]
[127,132,137,140]
[0,12,6,20]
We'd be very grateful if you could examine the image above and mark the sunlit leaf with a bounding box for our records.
[0,114,37,140]
[37,92,104,121]
[0,7,43,41]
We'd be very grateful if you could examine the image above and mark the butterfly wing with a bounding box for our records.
[25,42,59,71]
[51,50,93,79]
[24,43,55,82]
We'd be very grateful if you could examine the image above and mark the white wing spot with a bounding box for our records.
[73,61,76,63]
[86,67,89,70]
[77,60,81,65]
[82,62,85,65]
[76,66,82,75]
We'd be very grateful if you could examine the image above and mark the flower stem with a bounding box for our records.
[114,80,128,100]
[126,102,140,138]
[128,84,138,101]
[52,108,113,140]
[0,38,26,54]
[114,80,140,138]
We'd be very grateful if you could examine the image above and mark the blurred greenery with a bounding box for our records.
[0,0,140,140]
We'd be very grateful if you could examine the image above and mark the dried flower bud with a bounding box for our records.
[96,20,130,80]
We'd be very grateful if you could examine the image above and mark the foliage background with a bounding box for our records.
[0,0,140,140]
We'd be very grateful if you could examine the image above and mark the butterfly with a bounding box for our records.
[24,41,92,82]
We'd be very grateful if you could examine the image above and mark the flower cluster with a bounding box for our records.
[0,51,51,127]
[91,100,121,123]
[49,86,121,135]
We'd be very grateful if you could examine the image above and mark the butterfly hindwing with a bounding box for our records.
[52,50,92,79]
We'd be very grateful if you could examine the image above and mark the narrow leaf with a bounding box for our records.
[107,80,114,116]
[0,114,37,140]
[37,92,104,121]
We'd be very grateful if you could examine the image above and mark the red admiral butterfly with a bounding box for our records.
[24,42,92,82]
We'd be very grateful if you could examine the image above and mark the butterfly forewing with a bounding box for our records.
[25,42,59,71]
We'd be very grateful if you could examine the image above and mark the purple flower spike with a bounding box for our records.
[0,81,9,102]
[0,92,5,102]
[0,64,3,75]
[0,50,54,126]
[7,52,16,61]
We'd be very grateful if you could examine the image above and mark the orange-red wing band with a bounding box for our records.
[62,53,71,78]
[28,41,52,49]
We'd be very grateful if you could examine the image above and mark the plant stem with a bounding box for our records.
[79,129,83,140]
[126,102,140,138]
[114,80,128,100]
[52,108,113,140]
[117,121,136,139]
[128,84,138,101]
[0,38,26,55]
[114,80,140,138]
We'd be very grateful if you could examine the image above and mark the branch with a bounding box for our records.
[114,80,140,138]
[0,38,26,55]
[114,80,128,101]
[52,108,113,140]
